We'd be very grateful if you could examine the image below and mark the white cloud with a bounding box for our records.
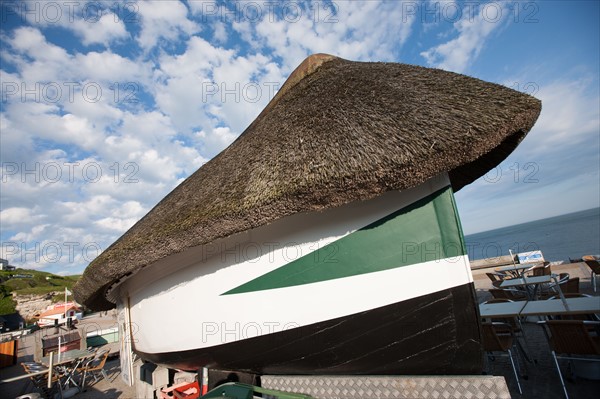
[2,102,104,152]
[420,2,509,73]
[212,21,228,43]
[154,36,283,142]
[8,26,51,54]
[0,207,44,228]
[524,79,600,152]
[73,51,151,83]
[245,1,415,71]
[92,199,146,233]
[6,1,127,49]
[4,27,152,89]
[70,13,128,46]
[6,27,71,83]
[136,0,199,51]
[0,110,36,164]
[94,216,138,232]
[61,93,124,126]
[0,191,146,270]
[195,127,238,158]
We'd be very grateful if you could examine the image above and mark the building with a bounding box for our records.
[0,313,25,332]
[37,303,80,328]
[0,258,15,271]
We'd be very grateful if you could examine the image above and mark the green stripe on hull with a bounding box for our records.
[223,186,467,295]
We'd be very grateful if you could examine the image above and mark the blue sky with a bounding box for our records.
[1,0,599,275]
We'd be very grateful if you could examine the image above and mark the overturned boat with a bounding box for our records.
[74,54,541,375]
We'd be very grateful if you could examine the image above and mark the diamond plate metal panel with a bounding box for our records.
[261,375,511,399]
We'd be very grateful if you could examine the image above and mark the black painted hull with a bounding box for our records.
[136,283,482,375]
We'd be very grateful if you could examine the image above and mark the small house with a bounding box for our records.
[37,304,79,328]
[0,258,15,271]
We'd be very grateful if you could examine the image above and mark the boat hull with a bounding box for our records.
[137,283,481,375]
[113,174,482,374]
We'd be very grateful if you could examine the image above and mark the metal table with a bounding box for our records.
[520,296,600,317]
[495,264,536,278]
[479,297,600,318]
[499,275,552,289]
[479,301,528,318]
[40,349,94,390]
[499,275,568,305]
[40,349,92,367]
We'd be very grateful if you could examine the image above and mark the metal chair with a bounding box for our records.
[482,299,523,333]
[489,288,527,301]
[582,256,600,292]
[540,320,600,399]
[562,277,580,294]
[482,299,533,364]
[21,362,63,399]
[481,322,523,394]
[539,274,572,299]
[486,272,507,288]
[78,350,109,388]
[529,262,552,277]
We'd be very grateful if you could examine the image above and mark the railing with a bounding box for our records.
[0,368,48,384]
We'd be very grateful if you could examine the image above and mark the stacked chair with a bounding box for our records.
[21,362,63,399]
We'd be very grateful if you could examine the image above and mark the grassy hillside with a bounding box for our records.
[0,285,16,315]
[0,269,80,315]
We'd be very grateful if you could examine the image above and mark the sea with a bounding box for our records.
[464,207,600,263]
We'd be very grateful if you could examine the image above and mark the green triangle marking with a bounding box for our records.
[222,186,466,295]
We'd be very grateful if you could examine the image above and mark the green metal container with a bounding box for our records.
[201,382,315,399]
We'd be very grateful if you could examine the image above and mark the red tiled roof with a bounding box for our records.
[39,305,78,318]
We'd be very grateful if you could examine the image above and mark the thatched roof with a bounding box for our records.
[74,54,541,310]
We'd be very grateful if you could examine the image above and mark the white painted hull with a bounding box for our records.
[110,174,481,374]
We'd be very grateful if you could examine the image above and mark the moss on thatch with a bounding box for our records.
[74,54,541,310]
